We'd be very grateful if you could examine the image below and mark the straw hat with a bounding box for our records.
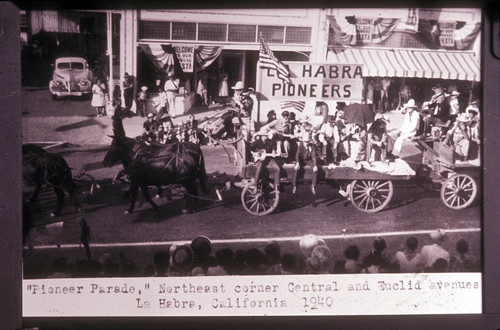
[231,81,244,90]
[430,229,446,242]
[141,86,148,91]
[403,99,418,109]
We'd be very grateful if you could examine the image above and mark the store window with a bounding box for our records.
[228,24,256,42]
[285,26,311,44]
[172,22,196,40]
[259,26,284,43]
[198,23,227,41]
[139,21,170,39]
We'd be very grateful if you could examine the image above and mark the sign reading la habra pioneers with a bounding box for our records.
[173,44,194,73]
[260,62,364,102]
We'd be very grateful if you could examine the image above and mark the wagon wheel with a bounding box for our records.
[241,179,280,216]
[349,179,394,213]
[416,164,440,191]
[440,173,477,210]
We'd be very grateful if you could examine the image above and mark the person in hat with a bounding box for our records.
[142,112,158,142]
[466,102,480,145]
[168,245,195,276]
[443,112,471,163]
[422,86,451,137]
[164,75,178,118]
[391,99,421,157]
[317,115,340,165]
[304,245,332,274]
[448,90,461,123]
[299,234,326,258]
[136,86,149,118]
[366,118,390,164]
[190,235,212,268]
[420,229,450,271]
[231,81,254,116]
[249,129,284,192]
[293,120,319,194]
[122,72,134,113]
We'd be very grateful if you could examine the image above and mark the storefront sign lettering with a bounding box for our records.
[173,44,194,73]
[438,21,456,47]
[260,62,363,102]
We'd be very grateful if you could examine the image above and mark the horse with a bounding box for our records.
[102,135,208,214]
[22,144,82,217]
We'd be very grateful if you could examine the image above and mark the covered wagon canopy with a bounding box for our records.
[327,47,480,82]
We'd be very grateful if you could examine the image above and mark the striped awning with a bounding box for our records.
[327,47,480,81]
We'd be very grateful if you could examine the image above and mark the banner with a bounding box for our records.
[173,44,195,73]
[260,62,364,102]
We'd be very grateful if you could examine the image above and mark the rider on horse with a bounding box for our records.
[210,81,254,140]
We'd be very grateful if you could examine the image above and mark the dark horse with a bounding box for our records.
[102,136,208,214]
[22,144,81,217]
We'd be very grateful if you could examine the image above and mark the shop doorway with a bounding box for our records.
[221,51,244,91]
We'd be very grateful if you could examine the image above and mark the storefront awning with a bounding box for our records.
[327,47,480,81]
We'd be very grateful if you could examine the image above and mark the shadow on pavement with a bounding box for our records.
[55,118,108,132]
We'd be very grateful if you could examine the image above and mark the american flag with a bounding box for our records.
[259,38,292,84]
[280,101,305,112]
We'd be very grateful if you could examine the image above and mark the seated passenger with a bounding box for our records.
[391,99,420,157]
[293,121,319,195]
[366,118,390,164]
[347,123,367,162]
[422,87,451,137]
[250,130,284,193]
[443,113,470,163]
[317,115,339,165]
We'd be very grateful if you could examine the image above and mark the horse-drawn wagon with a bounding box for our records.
[415,138,480,210]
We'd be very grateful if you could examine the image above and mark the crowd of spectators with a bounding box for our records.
[26,229,480,279]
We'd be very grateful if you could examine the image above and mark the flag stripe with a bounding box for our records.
[280,101,306,112]
[259,38,292,84]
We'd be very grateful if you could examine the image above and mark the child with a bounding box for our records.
[443,113,470,163]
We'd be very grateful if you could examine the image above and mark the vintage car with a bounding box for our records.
[49,57,93,99]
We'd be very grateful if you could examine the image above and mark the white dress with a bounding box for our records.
[91,83,106,107]
[218,73,229,97]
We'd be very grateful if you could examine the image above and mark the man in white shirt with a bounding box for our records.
[164,75,178,118]
[391,99,420,157]
[420,229,450,271]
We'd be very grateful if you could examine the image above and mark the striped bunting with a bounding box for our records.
[280,101,306,112]
[259,38,292,84]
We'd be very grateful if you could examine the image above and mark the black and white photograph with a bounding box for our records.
[9,3,490,323]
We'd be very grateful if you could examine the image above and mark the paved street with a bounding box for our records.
[21,88,481,277]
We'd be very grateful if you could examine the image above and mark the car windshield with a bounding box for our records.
[57,62,85,70]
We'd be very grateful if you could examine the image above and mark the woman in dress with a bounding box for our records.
[218,68,229,99]
[91,78,107,117]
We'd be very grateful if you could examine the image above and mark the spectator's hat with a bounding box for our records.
[231,81,244,90]
[267,110,276,117]
[299,234,326,257]
[457,112,470,123]
[450,91,460,97]
[403,99,418,109]
[171,245,194,271]
[432,86,445,96]
[141,86,148,91]
[124,72,130,78]
[466,103,479,116]
[147,113,154,118]
[190,235,212,258]
[308,245,331,272]
[430,229,446,242]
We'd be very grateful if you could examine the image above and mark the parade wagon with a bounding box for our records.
[415,139,480,210]
[233,139,415,216]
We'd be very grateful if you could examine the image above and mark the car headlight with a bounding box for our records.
[78,79,90,87]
